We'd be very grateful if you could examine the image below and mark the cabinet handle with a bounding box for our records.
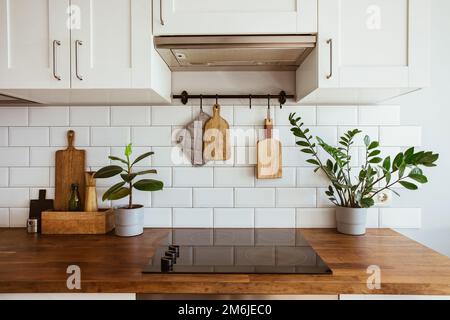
[326,39,333,79]
[160,0,164,25]
[75,40,83,81]
[52,40,61,81]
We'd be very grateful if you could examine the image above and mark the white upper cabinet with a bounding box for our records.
[153,0,318,35]
[0,0,70,88]
[297,0,431,103]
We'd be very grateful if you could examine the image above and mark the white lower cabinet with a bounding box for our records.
[296,0,430,104]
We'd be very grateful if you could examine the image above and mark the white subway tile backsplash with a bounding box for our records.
[214,208,254,228]
[214,167,254,187]
[234,106,274,126]
[152,146,191,166]
[255,167,296,187]
[367,208,379,228]
[274,126,296,146]
[317,106,358,125]
[358,105,400,126]
[70,107,110,126]
[379,208,422,228]
[30,147,59,166]
[144,208,172,227]
[9,127,49,146]
[235,146,257,166]
[338,126,379,147]
[193,188,233,207]
[152,188,192,207]
[0,147,29,166]
[174,168,213,187]
[193,105,233,125]
[306,126,338,146]
[0,188,30,207]
[9,208,28,227]
[316,188,335,208]
[173,208,213,228]
[151,167,172,187]
[91,127,130,146]
[282,147,311,167]
[50,127,90,147]
[132,127,171,146]
[152,106,192,125]
[275,106,316,126]
[297,168,329,188]
[255,208,296,228]
[111,106,151,126]
[84,147,110,167]
[276,188,316,207]
[0,208,9,227]
[0,127,8,146]
[297,208,336,228]
[0,168,8,187]
[235,188,275,207]
[0,107,28,126]
[29,107,69,126]
[110,147,152,166]
[10,168,49,187]
[380,127,422,147]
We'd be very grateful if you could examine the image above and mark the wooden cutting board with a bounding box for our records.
[29,189,54,233]
[203,104,231,161]
[257,118,282,179]
[54,130,86,211]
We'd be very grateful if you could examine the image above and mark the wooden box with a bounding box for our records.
[41,209,114,235]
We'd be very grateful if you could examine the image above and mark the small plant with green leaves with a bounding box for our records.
[93,144,163,209]
[289,113,439,208]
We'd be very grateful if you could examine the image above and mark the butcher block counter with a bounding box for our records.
[0,228,449,299]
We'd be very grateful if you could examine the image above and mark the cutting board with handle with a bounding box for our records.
[29,189,54,233]
[54,130,86,211]
[257,118,282,179]
[203,104,231,161]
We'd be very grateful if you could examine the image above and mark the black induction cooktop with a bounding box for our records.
[142,229,332,274]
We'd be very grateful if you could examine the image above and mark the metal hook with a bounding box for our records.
[200,94,203,112]
[215,94,219,105]
[249,94,252,109]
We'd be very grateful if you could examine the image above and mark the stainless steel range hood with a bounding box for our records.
[154,35,316,71]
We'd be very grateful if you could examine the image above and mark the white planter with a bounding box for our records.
[114,205,144,237]
[336,207,367,236]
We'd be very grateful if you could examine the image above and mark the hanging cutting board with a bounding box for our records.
[203,104,231,161]
[54,130,86,211]
[257,118,282,179]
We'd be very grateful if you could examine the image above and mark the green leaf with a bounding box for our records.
[108,156,128,165]
[125,143,132,158]
[398,163,406,178]
[306,159,320,166]
[102,181,126,201]
[108,187,130,200]
[408,174,428,184]
[301,148,314,154]
[296,140,310,147]
[368,141,379,150]
[360,197,375,208]
[364,135,371,147]
[385,171,392,185]
[383,156,391,171]
[368,157,383,164]
[393,153,404,170]
[120,173,137,183]
[93,165,123,179]
[399,181,418,190]
[131,151,154,166]
[135,169,158,176]
[368,150,381,157]
[133,179,164,192]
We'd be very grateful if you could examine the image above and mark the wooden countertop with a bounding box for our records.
[0,228,449,295]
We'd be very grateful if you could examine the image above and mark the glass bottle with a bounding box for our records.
[68,183,81,211]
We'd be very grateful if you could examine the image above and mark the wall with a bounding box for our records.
[0,104,421,230]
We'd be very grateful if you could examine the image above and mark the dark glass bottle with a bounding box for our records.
[68,183,81,211]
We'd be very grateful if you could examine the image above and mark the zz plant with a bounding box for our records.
[289,113,439,208]
[94,144,163,209]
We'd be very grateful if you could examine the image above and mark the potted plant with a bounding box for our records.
[94,144,163,237]
[289,113,439,235]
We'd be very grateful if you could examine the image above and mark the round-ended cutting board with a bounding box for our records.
[257,118,282,179]
[54,130,86,211]
[203,104,231,161]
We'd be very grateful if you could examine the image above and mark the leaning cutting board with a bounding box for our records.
[257,118,282,179]
[203,104,231,161]
[54,130,86,211]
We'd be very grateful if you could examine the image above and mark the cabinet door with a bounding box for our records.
[318,0,430,88]
[70,0,138,88]
[0,0,70,88]
[153,0,317,35]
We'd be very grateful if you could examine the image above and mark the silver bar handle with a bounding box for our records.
[75,40,83,81]
[160,0,164,25]
[326,39,333,79]
[52,40,61,81]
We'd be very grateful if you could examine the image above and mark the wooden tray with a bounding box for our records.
[41,209,114,235]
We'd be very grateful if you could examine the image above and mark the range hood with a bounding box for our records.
[154,35,316,71]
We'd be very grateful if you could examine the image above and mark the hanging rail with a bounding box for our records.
[173,90,293,108]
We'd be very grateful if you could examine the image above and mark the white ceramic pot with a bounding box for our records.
[114,205,144,237]
[336,207,367,236]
